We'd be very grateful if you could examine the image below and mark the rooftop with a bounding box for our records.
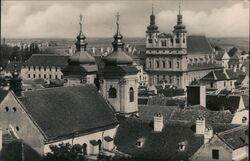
[23,54,69,68]
[187,35,214,54]
[19,85,118,142]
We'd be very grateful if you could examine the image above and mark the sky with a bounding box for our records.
[1,0,249,38]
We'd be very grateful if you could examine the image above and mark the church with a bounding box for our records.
[145,5,223,89]
[0,13,139,156]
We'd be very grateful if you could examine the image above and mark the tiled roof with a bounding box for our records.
[115,118,204,161]
[217,125,248,150]
[62,64,98,76]
[114,117,238,161]
[200,69,239,81]
[100,65,138,78]
[228,47,242,57]
[187,62,223,71]
[170,108,234,124]
[19,85,118,141]
[214,51,226,60]
[147,96,185,106]
[187,35,213,54]
[24,54,69,67]
[242,95,249,109]
[206,94,242,113]
[0,90,9,103]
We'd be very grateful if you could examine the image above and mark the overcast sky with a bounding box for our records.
[1,0,249,38]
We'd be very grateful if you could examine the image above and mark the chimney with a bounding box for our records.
[196,116,205,135]
[92,47,96,54]
[204,126,213,144]
[154,113,164,132]
[186,85,206,107]
[100,47,104,53]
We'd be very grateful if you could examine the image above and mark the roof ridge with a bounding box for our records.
[212,71,217,80]
[217,125,248,136]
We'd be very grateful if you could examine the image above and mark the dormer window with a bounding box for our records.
[5,106,9,112]
[136,138,145,148]
[242,117,247,123]
[178,142,186,151]
[129,87,134,102]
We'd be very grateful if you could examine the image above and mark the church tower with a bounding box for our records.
[172,1,187,48]
[146,5,159,48]
[62,14,98,86]
[9,59,22,97]
[100,13,139,115]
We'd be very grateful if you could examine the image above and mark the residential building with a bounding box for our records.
[191,126,248,161]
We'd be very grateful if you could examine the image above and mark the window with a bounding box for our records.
[13,107,17,112]
[129,87,134,102]
[224,81,226,87]
[38,67,41,71]
[61,75,63,79]
[148,39,152,43]
[163,75,166,80]
[28,66,30,70]
[44,74,46,78]
[16,126,19,131]
[149,61,152,68]
[49,75,52,79]
[210,82,214,88]
[55,75,58,79]
[156,61,160,68]
[183,38,185,43]
[242,117,247,123]
[83,143,87,155]
[33,74,36,78]
[55,67,58,71]
[169,76,172,83]
[163,61,166,68]
[212,149,219,159]
[5,106,9,112]
[178,143,185,151]
[230,81,232,86]
[175,38,180,43]
[33,67,35,71]
[28,74,30,78]
[108,87,117,98]
[39,74,41,78]
[162,41,166,46]
[169,61,172,68]
[157,75,160,83]
[49,67,52,71]
[44,67,46,71]
[177,62,180,69]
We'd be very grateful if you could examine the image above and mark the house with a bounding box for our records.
[191,125,248,161]
[214,51,230,68]
[114,110,241,161]
[0,85,118,155]
[199,68,246,90]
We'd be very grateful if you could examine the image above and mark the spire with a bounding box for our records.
[75,13,87,51]
[173,0,187,33]
[147,5,158,32]
[112,12,124,52]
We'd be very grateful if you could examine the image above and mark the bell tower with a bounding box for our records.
[9,58,22,97]
[100,13,139,116]
[173,1,187,49]
[146,5,159,48]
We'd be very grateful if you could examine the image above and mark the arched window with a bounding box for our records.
[156,61,160,68]
[98,139,102,150]
[129,87,134,102]
[169,61,172,68]
[108,87,117,98]
[177,62,180,69]
[162,61,166,68]
[82,143,87,155]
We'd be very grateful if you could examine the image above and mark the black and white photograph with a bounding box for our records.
[0,0,249,161]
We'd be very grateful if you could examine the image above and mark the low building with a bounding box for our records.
[0,85,118,155]
[135,65,149,87]
[21,54,69,80]
[199,68,247,90]
[191,125,248,161]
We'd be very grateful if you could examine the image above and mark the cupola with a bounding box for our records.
[105,13,133,66]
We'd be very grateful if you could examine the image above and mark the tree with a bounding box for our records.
[43,143,87,161]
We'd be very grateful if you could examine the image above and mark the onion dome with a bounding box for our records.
[147,5,159,33]
[69,14,95,65]
[105,13,133,66]
[173,2,187,33]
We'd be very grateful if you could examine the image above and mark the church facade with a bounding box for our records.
[145,6,223,89]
